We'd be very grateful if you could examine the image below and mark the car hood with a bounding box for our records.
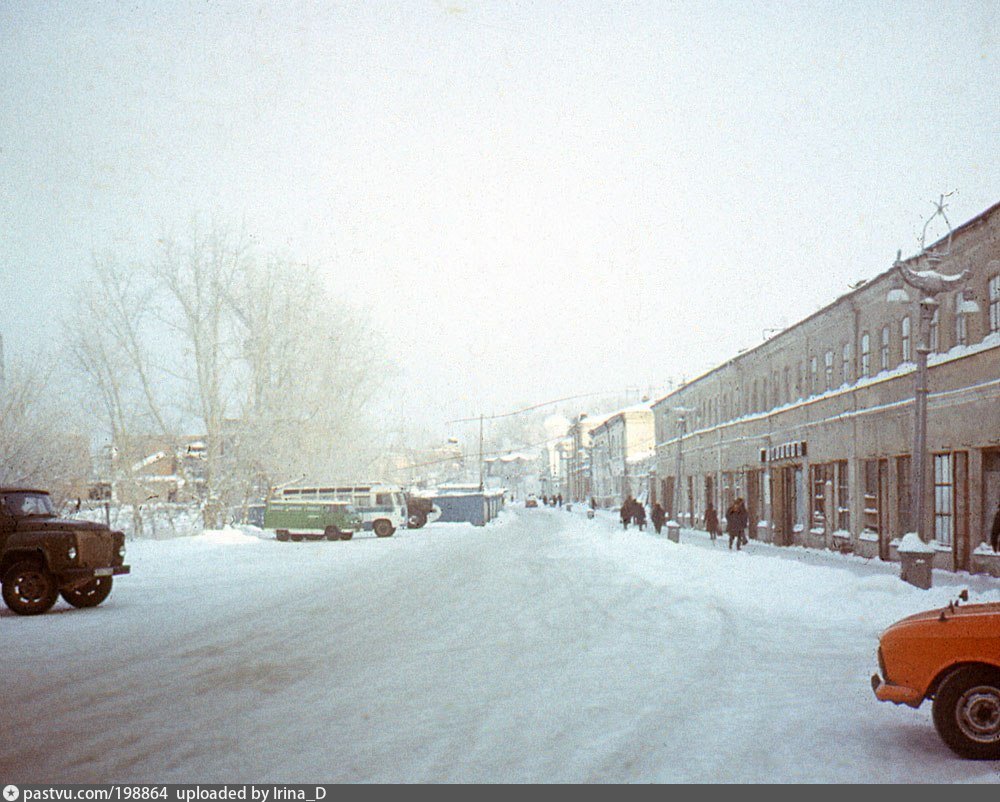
[883,602,1000,636]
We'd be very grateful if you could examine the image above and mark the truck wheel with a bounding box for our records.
[408,511,427,529]
[2,560,60,616]
[373,519,395,538]
[61,577,113,608]
[340,531,354,541]
[932,666,1000,759]
[290,534,303,542]
[325,526,341,541]
[276,530,290,542]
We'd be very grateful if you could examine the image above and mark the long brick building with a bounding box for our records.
[651,200,1000,572]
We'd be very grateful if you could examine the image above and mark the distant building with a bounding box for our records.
[590,404,655,507]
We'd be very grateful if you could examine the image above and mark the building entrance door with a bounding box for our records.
[771,465,797,546]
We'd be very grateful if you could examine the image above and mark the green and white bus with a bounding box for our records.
[274,484,407,538]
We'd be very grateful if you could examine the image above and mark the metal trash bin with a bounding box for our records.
[666,522,681,543]
[900,553,933,589]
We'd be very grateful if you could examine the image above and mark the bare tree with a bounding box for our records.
[0,358,89,505]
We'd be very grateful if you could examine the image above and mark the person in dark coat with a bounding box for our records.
[651,502,666,535]
[991,499,1000,552]
[726,497,748,550]
[556,493,563,508]
[620,496,634,530]
[704,503,720,543]
[633,502,647,531]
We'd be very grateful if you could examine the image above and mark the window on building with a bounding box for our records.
[810,356,818,394]
[860,333,871,378]
[863,460,880,533]
[955,292,968,346]
[934,453,953,546]
[930,307,940,352]
[835,461,849,531]
[811,464,833,528]
[990,274,1000,334]
[901,316,911,362]
[880,326,889,371]
[896,455,912,536]
[841,343,851,385]
[824,350,833,390]
[783,366,790,403]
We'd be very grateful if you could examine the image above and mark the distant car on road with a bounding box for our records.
[872,590,1000,758]
[0,487,130,615]
[525,494,538,508]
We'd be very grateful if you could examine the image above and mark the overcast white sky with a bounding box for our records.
[1,1,997,436]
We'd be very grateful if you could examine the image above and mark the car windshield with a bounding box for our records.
[3,492,56,517]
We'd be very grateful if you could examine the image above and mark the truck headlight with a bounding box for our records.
[118,546,126,558]
[67,546,77,560]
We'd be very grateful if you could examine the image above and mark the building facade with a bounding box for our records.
[590,405,655,507]
[652,201,1000,571]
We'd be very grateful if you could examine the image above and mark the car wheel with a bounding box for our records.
[2,560,60,616]
[61,577,113,608]
[408,511,427,529]
[373,519,395,538]
[932,666,1000,759]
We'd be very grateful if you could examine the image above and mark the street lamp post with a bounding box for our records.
[672,407,693,524]
[888,248,974,543]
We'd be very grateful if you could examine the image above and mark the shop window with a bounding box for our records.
[934,453,953,546]
[896,456,912,536]
[836,460,849,531]
[863,460,880,533]
[811,464,834,528]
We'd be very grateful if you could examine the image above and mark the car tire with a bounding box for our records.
[932,665,1000,759]
[2,560,60,616]
[373,519,395,538]
[61,577,113,608]
[408,511,427,529]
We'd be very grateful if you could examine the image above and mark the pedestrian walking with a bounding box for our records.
[556,493,563,508]
[620,496,634,530]
[633,503,647,531]
[651,502,666,535]
[991,499,1000,552]
[704,502,720,544]
[726,497,748,551]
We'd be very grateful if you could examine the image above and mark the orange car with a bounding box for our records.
[872,591,1000,758]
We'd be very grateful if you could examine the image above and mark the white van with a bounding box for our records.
[278,484,407,537]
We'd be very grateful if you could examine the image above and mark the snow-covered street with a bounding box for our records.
[3,506,999,783]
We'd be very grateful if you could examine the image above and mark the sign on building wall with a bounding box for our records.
[760,441,808,463]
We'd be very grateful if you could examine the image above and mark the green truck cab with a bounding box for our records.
[264,499,362,542]
[0,487,130,615]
